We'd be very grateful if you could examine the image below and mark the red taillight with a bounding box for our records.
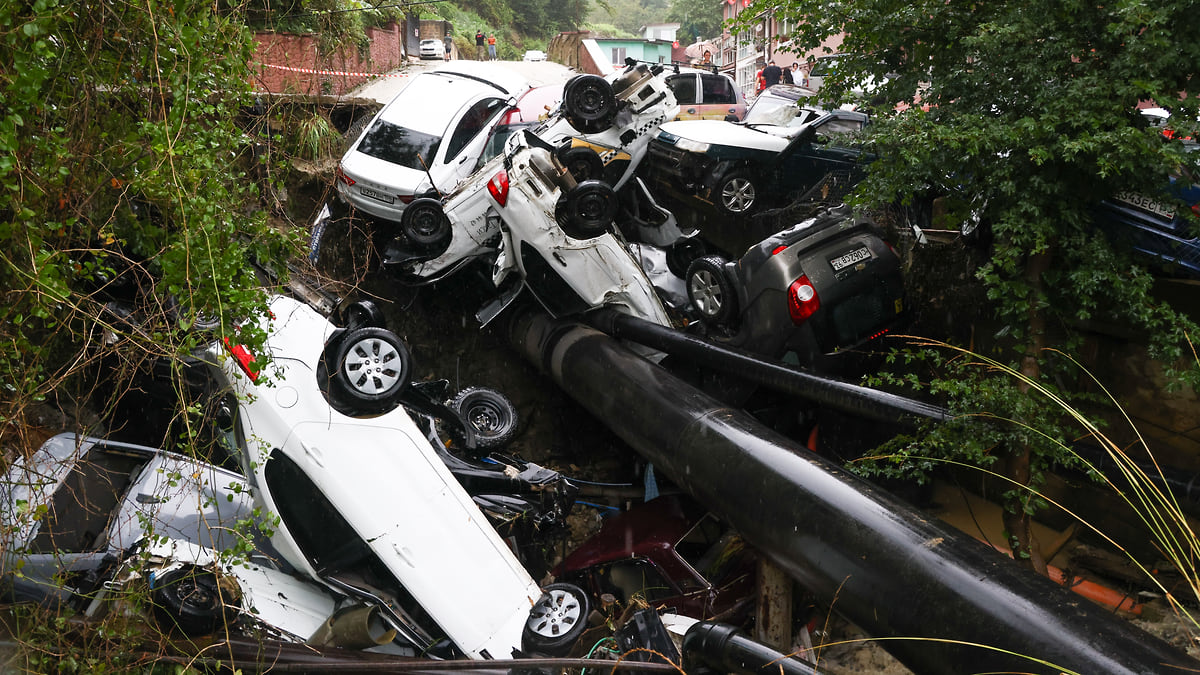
[771,245,789,256]
[787,275,821,324]
[223,337,259,382]
[336,164,355,186]
[487,169,510,207]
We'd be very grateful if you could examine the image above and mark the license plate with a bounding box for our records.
[359,186,395,204]
[830,246,871,271]
[1115,191,1174,220]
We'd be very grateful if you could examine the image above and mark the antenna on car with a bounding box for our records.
[415,153,442,200]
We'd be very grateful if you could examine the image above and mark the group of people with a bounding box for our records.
[474,30,498,61]
[756,61,803,94]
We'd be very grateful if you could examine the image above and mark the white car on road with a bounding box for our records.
[336,63,531,224]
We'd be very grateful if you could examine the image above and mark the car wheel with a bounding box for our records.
[715,171,758,214]
[449,387,519,449]
[151,565,240,636]
[522,583,590,656]
[557,146,605,183]
[337,299,387,330]
[330,326,411,410]
[556,180,617,239]
[401,197,451,253]
[563,75,617,134]
[686,255,738,326]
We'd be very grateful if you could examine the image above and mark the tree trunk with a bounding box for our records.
[1004,249,1053,575]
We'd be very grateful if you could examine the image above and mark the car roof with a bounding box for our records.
[760,83,818,102]
[511,84,563,122]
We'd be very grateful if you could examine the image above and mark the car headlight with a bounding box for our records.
[673,138,711,153]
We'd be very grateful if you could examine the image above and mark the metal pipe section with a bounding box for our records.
[584,308,948,426]
[509,310,1197,675]
[682,622,820,675]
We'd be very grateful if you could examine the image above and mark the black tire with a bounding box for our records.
[337,299,387,330]
[449,387,519,449]
[563,75,617,134]
[401,197,451,253]
[665,238,707,279]
[330,326,411,411]
[151,565,240,636]
[522,582,590,656]
[714,171,758,214]
[686,255,738,326]
[557,146,605,183]
[555,180,617,240]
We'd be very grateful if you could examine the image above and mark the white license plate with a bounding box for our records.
[359,186,395,204]
[1115,191,1174,220]
[830,246,871,271]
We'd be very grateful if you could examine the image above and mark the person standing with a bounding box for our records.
[444,33,453,60]
[781,62,794,84]
[487,34,498,61]
[475,30,486,60]
[762,60,783,89]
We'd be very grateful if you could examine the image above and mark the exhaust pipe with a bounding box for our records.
[509,310,1196,675]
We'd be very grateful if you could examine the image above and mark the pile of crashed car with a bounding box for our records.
[5,58,1198,671]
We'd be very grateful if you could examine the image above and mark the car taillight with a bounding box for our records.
[771,245,789,256]
[335,164,355,186]
[487,169,510,207]
[787,275,821,325]
[223,337,259,382]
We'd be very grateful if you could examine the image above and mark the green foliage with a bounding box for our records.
[667,0,722,44]
[749,0,1200,527]
[586,0,668,37]
[0,2,296,438]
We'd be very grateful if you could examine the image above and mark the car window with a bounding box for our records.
[357,120,442,171]
[477,121,535,169]
[700,74,737,105]
[30,448,146,554]
[666,74,698,105]
[444,98,508,162]
[744,97,817,128]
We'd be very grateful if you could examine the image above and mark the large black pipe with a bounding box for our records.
[509,310,1197,675]
[682,622,820,675]
[584,308,948,426]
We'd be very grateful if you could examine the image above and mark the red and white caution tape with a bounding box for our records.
[256,62,412,78]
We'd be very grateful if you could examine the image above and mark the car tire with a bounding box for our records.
[665,238,707,279]
[401,197,451,253]
[563,75,617,134]
[714,171,758,214]
[448,387,519,449]
[337,299,387,330]
[686,255,738,326]
[556,180,617,240]
[522,582,590,656]
[330,326,411,410]
[557,146,605,183]
[151,565,240,636]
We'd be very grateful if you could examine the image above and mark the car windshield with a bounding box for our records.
[744,97,820,128]
[29,448,145,554]
[810,56,841,77]
[356,120,442,171]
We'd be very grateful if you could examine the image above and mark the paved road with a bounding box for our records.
[351,59,576,104]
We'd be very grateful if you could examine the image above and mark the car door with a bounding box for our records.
[698,73,744,121]
[445,97,511,185]
[777,116,866,202]
[666,73,701,120]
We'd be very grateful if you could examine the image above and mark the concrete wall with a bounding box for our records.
[251,22,406,96]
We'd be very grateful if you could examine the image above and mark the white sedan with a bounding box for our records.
[522,50,547,62]
[210,295,588,660]
[336,63,531,224]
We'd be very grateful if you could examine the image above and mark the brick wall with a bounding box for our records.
[251,22,406,96]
